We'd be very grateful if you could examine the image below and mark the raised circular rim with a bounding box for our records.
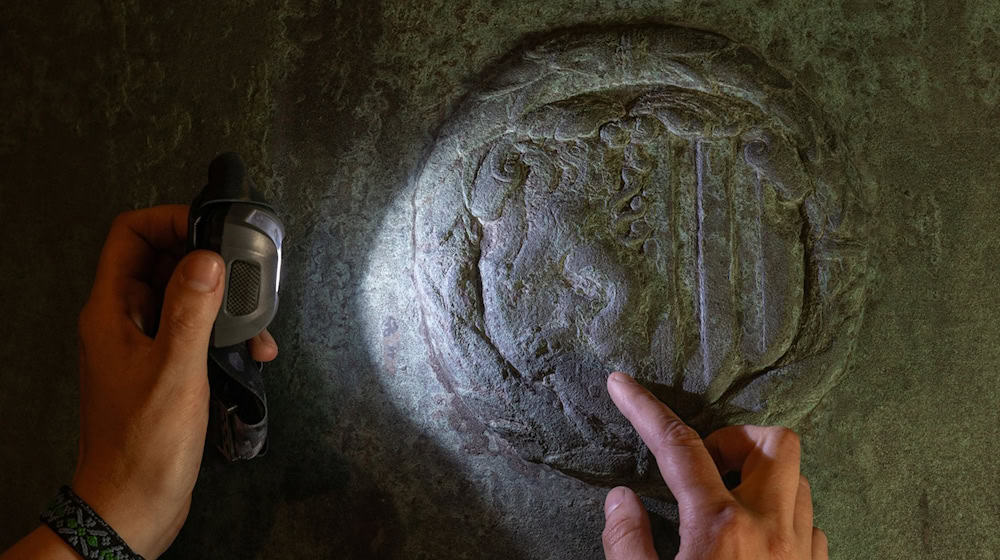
[412,25,870,485]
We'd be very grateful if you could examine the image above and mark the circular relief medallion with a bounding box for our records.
[413,26,869,486]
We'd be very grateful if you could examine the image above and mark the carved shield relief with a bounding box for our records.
[413,26,869,486]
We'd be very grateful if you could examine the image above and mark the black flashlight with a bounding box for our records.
[188,152,284,461]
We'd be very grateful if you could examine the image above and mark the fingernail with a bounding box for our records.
[608,371,634,384]
[181,253,222,293]
[604,487,626,519]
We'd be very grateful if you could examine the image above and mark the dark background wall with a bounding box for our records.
[2,1,998,558]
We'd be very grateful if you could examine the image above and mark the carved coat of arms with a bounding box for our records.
[413,26,870,486]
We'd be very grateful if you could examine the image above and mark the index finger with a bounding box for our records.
[92,205,190,301]
[607,372,732,514]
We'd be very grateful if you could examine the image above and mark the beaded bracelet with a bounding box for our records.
[40,486,144,560]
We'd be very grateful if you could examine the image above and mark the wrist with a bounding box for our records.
[71,470,185,558]
[0,526,80,560]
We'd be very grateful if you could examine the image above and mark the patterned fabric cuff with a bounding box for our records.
[40,485,145,560]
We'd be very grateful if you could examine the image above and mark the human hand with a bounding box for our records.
[70,205,278,557]
[601,372,827,560]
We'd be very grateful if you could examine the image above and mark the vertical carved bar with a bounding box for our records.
[671,136,701,387]
[692,140,740,401]
[733,156,768,363]
[755,176,804,367]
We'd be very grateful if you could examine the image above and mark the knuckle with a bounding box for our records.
[649,413,702,452]
[161,305,203,341]
[705,503,755,550]
[768,426,801,453]
[601,515,646,551]
[110,210,138,232]
[713,502,752,533]
[766,534,796,558]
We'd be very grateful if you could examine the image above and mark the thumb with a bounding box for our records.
[602,486,658,560]
[154,250,224,375]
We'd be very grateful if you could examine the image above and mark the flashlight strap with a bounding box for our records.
[207,343,268,461]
